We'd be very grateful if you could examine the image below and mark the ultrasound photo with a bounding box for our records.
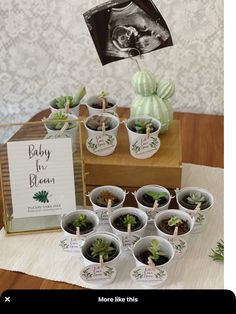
[83,0,173,65]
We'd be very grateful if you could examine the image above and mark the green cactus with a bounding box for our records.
[131,70,175,134]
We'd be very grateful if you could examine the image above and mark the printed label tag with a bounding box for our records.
[59,237,81,254]
[86,134,117,156]
[80,264,116,284]
[130,136,160,159]
[130,266,167,283]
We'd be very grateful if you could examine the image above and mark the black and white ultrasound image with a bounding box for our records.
[83,0,173,65]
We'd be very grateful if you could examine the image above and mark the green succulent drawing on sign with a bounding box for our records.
[33,190,49,203]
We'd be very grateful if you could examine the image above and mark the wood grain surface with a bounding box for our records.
[0,107,224,291]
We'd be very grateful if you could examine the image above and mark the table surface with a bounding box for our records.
[0,107,224,291]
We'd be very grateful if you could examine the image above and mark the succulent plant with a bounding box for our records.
[47,112,76,130]
[148,239,166,262]
[86,115,112,131]
[187,192,205,205]
[132,119,155,134]
[55,96,73,109]
[90,238,115,261]
[72,215,88,228]
[146,191,168,201]
[96,190,119,207]
[123,214,137,228]
[54,86,86,109]
[168,216,183,227]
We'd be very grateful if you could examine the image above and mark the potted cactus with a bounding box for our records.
[61,210,99,238]
[130,69,175,134]
[86,91,118,116]
[176,187,214,232]
[49,86,86,116]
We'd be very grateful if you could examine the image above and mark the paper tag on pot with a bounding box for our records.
[130,136,160,159]
[59,237,81,254]
[130,266,167,286]
[80,264,116,285]
[122,235,141,247]
[86,134,117,156]
[168,237,187,257]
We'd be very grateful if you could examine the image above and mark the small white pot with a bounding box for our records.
[109,207,148,247]
[88,186,126,222]
[85,95,118,116]
[49,98,80,116]
[154,209,195,241]
[84,113,120,156]
[125,115,161,159]
[44,112,78,151]
[133,185,171,220]
[61,210,99,239]
[176,187,214,233]
[132,236,175,269]
[81,232,122,268]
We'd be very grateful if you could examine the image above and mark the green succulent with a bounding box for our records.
[99,91,109,98]
[168,216,183,227]
[148,239,166,262]
[187,192,205,205]
[134,119,155,134]
[49,112,76,130]
[90,239,115,261]
[72,215,88,228]
[123,214,137,228]
[146,191,168,201]
[55,96,73,109]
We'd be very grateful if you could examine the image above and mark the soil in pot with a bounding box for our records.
[65,220,94,235]
[179,193,210,210]
[158,218,190,235]
[95,190,121,207]
[130,119,157,134]
[86,116,113,131]
[137,250,169,266]
[91,102,115,109]
[84,241,119,263]
[141,192,169,207]
[112,214,143,232]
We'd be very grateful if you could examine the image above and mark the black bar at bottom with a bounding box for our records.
[0,290,235,307]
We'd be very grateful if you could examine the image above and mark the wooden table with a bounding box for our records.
[0,107,224,291]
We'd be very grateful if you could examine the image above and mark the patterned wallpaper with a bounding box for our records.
[0,0,224,142]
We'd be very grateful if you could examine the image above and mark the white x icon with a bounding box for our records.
[5,296,10,303]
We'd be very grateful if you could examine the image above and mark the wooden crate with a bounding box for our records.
[81,119,182,205]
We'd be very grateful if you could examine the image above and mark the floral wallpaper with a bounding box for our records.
[0,0,224,142]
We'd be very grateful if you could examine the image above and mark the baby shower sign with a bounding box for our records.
[7,138,76,218]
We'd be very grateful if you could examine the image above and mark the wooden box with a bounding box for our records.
[81,118,182,204]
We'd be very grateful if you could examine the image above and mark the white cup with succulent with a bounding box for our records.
[84,113,120,156]
[88,186,126,223]
[61,210,99,239]
[125,115,161,159]
[108,207,148,248]
[133,185,171,220]
[154,209,195,257]
[43,111,79,151]
[175,187,214,233]
[85,91,118,116]
[80,232,122,286]
[130,236,175,288]
[49,86,86,116]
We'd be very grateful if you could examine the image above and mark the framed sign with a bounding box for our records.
[0,120,86,235]
[7,138,76,219]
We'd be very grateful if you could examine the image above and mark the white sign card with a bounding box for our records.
[7,138,76,219]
